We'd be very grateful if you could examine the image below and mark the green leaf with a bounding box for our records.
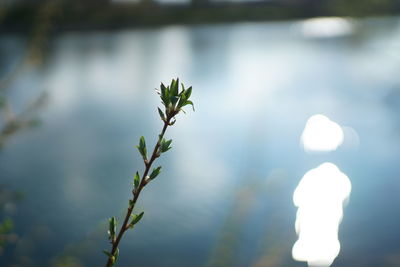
[175,78,179,92]
[185,100,195,111]
[170,79,178,96]
[103,250,112,258]
[158,107,166,121]
[136,136,147,160]
[170,78,179,105]
[180,83,185,94]
[160,139,172,153]
[114,248,119,262]
[177,92,187,109]
[185,86,192,99]
[149,166,162,180]
[160,83,169,106]
[139,136,146,151]
[134,171,140,188]
[170,95,179,107]
[108,217,117,240]
[160,83,166,98]
[131,211,144,225]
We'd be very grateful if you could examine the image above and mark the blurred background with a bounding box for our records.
[1,0,400,266]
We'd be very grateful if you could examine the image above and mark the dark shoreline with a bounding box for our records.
[1,2,399,33]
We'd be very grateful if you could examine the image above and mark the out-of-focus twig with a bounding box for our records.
[0,0,60,93]
[0,91,48,148]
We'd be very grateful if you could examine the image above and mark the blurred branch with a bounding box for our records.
[0,1,56,148]
[0,3,52,256]
[0,1,59,93]
[0,91,48,148]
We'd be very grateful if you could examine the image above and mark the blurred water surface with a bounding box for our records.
[1,17,400,267]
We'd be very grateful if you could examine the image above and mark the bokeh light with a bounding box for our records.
[301,114,344,153]
[293,163,351,267]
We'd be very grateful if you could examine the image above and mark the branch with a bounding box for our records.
[104,78,194,266]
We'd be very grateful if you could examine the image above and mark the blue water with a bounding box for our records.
[1,17,400,266]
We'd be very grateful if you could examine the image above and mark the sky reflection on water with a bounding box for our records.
[0,17,400,267]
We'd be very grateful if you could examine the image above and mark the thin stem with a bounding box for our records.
[105,117,171,267]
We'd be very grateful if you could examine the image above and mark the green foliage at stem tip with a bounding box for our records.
[149,166,162,180]
[157,78,194,122]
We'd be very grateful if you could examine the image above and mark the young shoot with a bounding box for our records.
[103,79,194,267]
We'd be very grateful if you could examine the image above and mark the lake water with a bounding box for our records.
[1,17,400,267]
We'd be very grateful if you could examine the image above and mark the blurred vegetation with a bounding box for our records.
[0,92,47,148]
[0,0,51,147]
[1,0,400,32]
[0,88,46,260]
[0,1,51,260]
[0,185,23,256]
[0,88,46,258]
[206,170,295,267]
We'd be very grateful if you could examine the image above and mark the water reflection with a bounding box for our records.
[292,163,351,267]
[301,114,344,153]
[1,15,400,266]
[295,17,354,38]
